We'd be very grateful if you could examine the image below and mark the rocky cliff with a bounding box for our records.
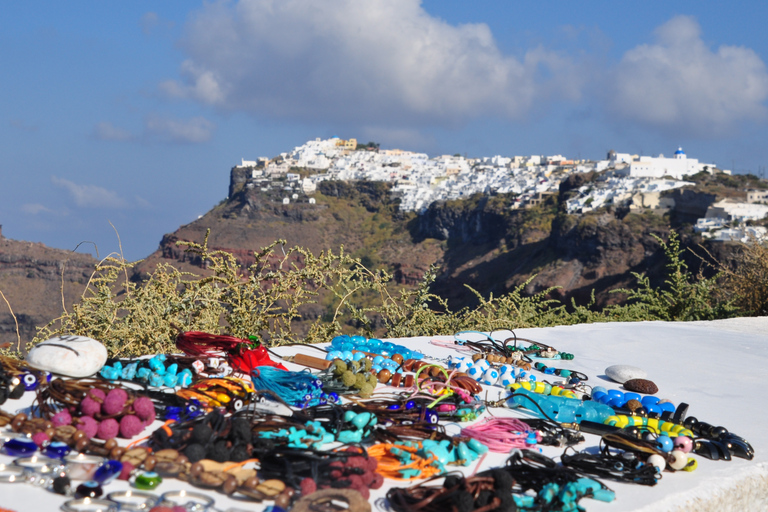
[0,229,98,350]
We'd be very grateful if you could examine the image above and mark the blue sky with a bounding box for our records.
[3,1,768,261]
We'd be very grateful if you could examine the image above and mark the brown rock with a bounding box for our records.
[624,378,659,394]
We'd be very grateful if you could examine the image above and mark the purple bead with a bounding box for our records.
[3,438,38,457]
[43,441,71,459]
[93,460,123,484]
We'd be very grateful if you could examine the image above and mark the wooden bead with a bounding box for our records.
[404,374,415,387]
[110,447,126,460]
[11,413,27,432]
[391,354,404,365]
[402,360,415,371]
[143,455,157,471]
[222,475,238,495]
[429,366,442,377]
[190,462,205,477]
[377,369,392,383]
[390,373,402,387]
[275,492,291,509]
[72,429,87,442]
[244,476,260,490]
[103,438,118,451]
[75,438,90,452]
[472,353,483,362]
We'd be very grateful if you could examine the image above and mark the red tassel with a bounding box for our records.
[176,331,287,372]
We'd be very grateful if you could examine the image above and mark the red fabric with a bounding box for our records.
[176,331,287,372]
[229,345,287,373]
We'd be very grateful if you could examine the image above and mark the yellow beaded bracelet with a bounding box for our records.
[603,415,694,438]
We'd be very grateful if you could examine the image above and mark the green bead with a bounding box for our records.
[559,369,571,377]
[133,471,162,490]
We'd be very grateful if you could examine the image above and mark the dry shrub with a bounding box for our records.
[714,237,768,316]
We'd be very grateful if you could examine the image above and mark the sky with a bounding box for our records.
[3,1,768,261]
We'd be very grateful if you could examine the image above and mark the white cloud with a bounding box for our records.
[93,122,135,142]
[162,0,577,125]
[609,16,768,135]
[144,114,215,144]
[21,203,55,215]
[92,115,214,144]
[141,12,159,35]
[51,176,129,209]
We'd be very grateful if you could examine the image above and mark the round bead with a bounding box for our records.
[656,436,674,453]
[377,369,392,384]
[647,454,666,472]
[673,435,693,453]
[391,354,404,365]
[667,450,688,470]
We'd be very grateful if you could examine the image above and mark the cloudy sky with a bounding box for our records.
[3,1,768,260]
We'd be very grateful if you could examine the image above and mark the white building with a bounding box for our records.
[619,148,709,180]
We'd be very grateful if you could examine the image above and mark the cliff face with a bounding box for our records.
[144,176,740,315]
[0,235,97,350]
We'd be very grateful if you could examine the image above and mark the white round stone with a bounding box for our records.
[26,335,108,377]
[605,364,647,384]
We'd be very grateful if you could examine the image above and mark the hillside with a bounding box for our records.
[2,170,761,345]
[137,170,757,320]
[0,227,98,350]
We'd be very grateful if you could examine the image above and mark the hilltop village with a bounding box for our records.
[234,137,768,242]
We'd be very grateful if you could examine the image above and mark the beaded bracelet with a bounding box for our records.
[532,362,587,382]
[603,415,694,438]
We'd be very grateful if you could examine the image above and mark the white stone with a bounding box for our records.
[26,335,108,377]
[605,364,647,384]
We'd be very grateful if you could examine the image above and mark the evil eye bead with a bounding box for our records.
[673,435,693,453]
[424,410,439,424]
[44,441,71,459]
[3,437,38,456]
[133,471,162,490]
[93,460,123,485]
[74,481,103,499]
[22,373,38,391]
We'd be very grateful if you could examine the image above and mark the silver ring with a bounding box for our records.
[63,452,106,480]
[159,490,215,511]
[61,498,119,512]
[106,490,159,511]
[0,463,28,483]
[12,455,61,473]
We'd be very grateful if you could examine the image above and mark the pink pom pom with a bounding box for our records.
[32,431,50,447]
[87,388,106,401]
[119,415,144,438]
[97,418,119,440]
[52,410,72,427]
[76,416,99,439]
[80,397,101,417]
[102,388,128,416]
[132,397,155,422]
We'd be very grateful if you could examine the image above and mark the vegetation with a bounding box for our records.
[2,224,761,360]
